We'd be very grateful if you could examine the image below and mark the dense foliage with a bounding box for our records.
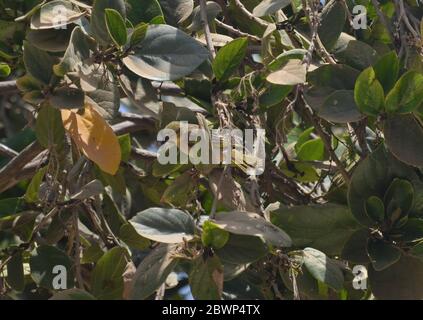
[0,0,422,300]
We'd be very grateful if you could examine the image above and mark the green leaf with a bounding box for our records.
[49,87,85,109]
[119,223,150,250]
[259,84,292,108]
[127,0,163,25]
[385,71,423,114]
[188,2,222,32]
[122,24,209,81]
[302,247,344,291]
[252,0,292,17]
[348,144,423,226]
[91,0,126,45]
[367,238,401,271]
[0,198,26,219]
[267,59,306,85]
[23,40,54,85]
[373,51,399,92]
[213,37,248,82]
[341,228,370,264]
[130,243,179,299]
[190,255,223,300]
[30,0,83,30]
[36,105,65,148]
[129,207,196,243]
[105,9,128,47]
[336,40,379,70]
[161,171,196,207]
[384,113,423,167]
[0,63,11,77]
[215,234,268,264]
[16,75,42,92]
[212,211,292,247]
[318,0,346,50]
[397,219,423,243]
[202,220,229,249]
[129,23,148,47]
[30,245,74,290]
[81,243,104,264]
[91,247,128,300]
[50,289,97,300]
[411,241,423,260]
[369,255,423,299]
[354,67,385,116]
[25,167,47,203]
[118,134,131,162]
[280,161,320,183]
[365,196,385,223]
[270,204,360,255]
[307,64,359,90]
[384,178,414,220]
[268,49,307,72]
[296,138,324,161]
[318,90,364,123]
[7,252,25,291]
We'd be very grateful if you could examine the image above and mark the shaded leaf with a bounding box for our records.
[367,238,401,271]
[190,255,223,300]
[270,204,360,255]
[130,207,195,243]
[130,243,179,299]
[369,255,423,299]
[212,211,291,247]
[123,24,209,81]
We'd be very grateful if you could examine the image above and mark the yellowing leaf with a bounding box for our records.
[61,104,121,175]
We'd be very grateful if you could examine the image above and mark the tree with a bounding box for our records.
[0,0,422,300]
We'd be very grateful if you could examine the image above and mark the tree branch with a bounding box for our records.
[200,0,216,59]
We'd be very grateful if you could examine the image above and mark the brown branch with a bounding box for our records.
[0,143,18,157]
[233,0,268,28]
[303,106,351,184]
[0,81,19,95]
[214,19,261,42]
[0,141,45,193]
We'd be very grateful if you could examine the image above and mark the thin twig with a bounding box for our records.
[214,19,261,42]
[72,210,84,289]
[200,0,216,59]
